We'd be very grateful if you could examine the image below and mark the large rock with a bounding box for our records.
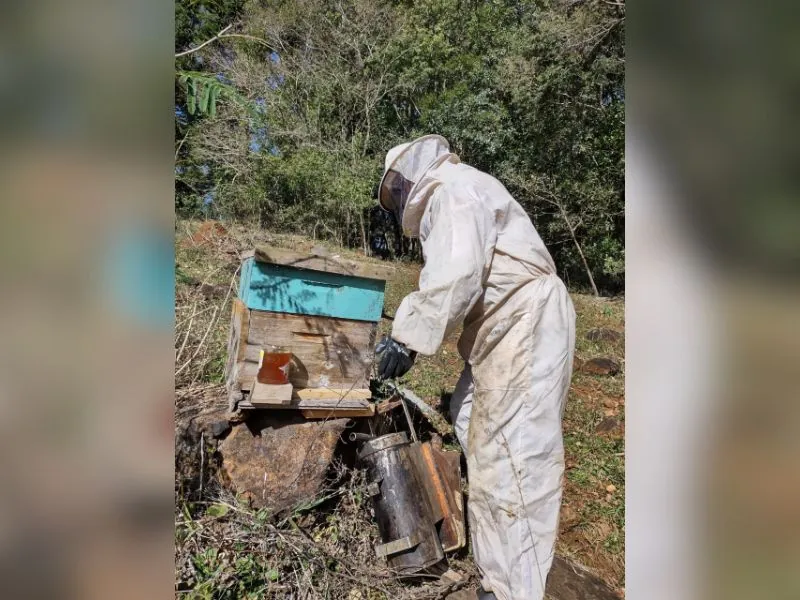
[581,358,621,376]
[175,405,231,498]
[595,416,622,435]
[546,556,622,599]
[444,555,621,600]
[585,328,623,343]
[218,412,349,514]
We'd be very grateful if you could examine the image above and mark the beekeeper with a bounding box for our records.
[375,135,576,600]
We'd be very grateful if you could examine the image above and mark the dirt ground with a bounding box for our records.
[174,220,625,598]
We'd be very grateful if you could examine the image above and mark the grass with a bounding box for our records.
[558,295,625,588]
[175,219,625,596]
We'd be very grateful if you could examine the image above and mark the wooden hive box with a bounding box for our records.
[225,246,388,416]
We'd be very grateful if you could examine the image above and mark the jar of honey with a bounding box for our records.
[257,345,293,385]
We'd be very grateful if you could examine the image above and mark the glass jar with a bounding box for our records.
[257,345,292,385]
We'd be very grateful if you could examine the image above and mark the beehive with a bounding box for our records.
[225,246,388,415]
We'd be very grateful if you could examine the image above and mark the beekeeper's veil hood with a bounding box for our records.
[378,135,455,232]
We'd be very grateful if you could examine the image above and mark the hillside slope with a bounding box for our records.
[174,220,624,597]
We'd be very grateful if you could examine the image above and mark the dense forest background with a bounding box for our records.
[175,0,625,293]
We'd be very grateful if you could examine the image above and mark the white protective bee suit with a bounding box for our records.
[379,135,576,600]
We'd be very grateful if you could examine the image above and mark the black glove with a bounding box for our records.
[375,336,416,380]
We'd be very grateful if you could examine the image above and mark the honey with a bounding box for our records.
[257,348,292,385]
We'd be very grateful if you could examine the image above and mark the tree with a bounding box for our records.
[174,0,625,293]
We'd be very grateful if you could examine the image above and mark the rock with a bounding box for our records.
[606,484,617,493]
[190,408,230,437]
[228,390,244,413]
[225,409,247,425]
[585,328,622,343]
[218,413,349,514]
[602,398,616,409]
[560,505,580,529]
[545,555,622,600]
[448,555,622,600]
[595,417,620,434]
[440,568,467,586]
[209,420,231,439]
[580,358,621,376]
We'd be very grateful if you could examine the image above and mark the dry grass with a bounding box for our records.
[176,469,478,599]
[174,219,625,597]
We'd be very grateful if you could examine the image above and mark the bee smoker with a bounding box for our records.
[357,431,446,575]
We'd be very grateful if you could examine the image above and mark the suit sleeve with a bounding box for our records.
[391,186,497,355]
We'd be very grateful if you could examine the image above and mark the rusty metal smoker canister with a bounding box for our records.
[358,432,446,574]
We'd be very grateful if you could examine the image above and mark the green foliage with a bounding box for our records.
[213,148,378,246]
[205,503,230,518]
[175,0,625,292]
[178,71,255,118]
[188,546,278,599]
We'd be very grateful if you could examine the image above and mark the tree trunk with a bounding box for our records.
[556,201,600,297]
[360,212,369,256]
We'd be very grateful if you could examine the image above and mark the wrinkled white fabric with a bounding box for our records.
[450,364,474,453]
[386,136,576,600]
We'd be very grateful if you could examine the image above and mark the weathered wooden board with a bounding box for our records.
[249,382,293,406]
[294,388,372,400]
[225,299,251,398]
[227,300,377,392]
[375,398,403,414]
[226,243,386,411]
[248,379,372,407]
[247,308,376,353]
[238,257,386,321]
[299,407,375,418]
[420,443,466,552]
[244,246,393,282]
[239,396,376,417]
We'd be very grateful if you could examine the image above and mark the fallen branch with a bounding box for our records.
[385,382,453,437]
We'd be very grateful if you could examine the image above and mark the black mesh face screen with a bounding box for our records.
[380,169,414,224]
